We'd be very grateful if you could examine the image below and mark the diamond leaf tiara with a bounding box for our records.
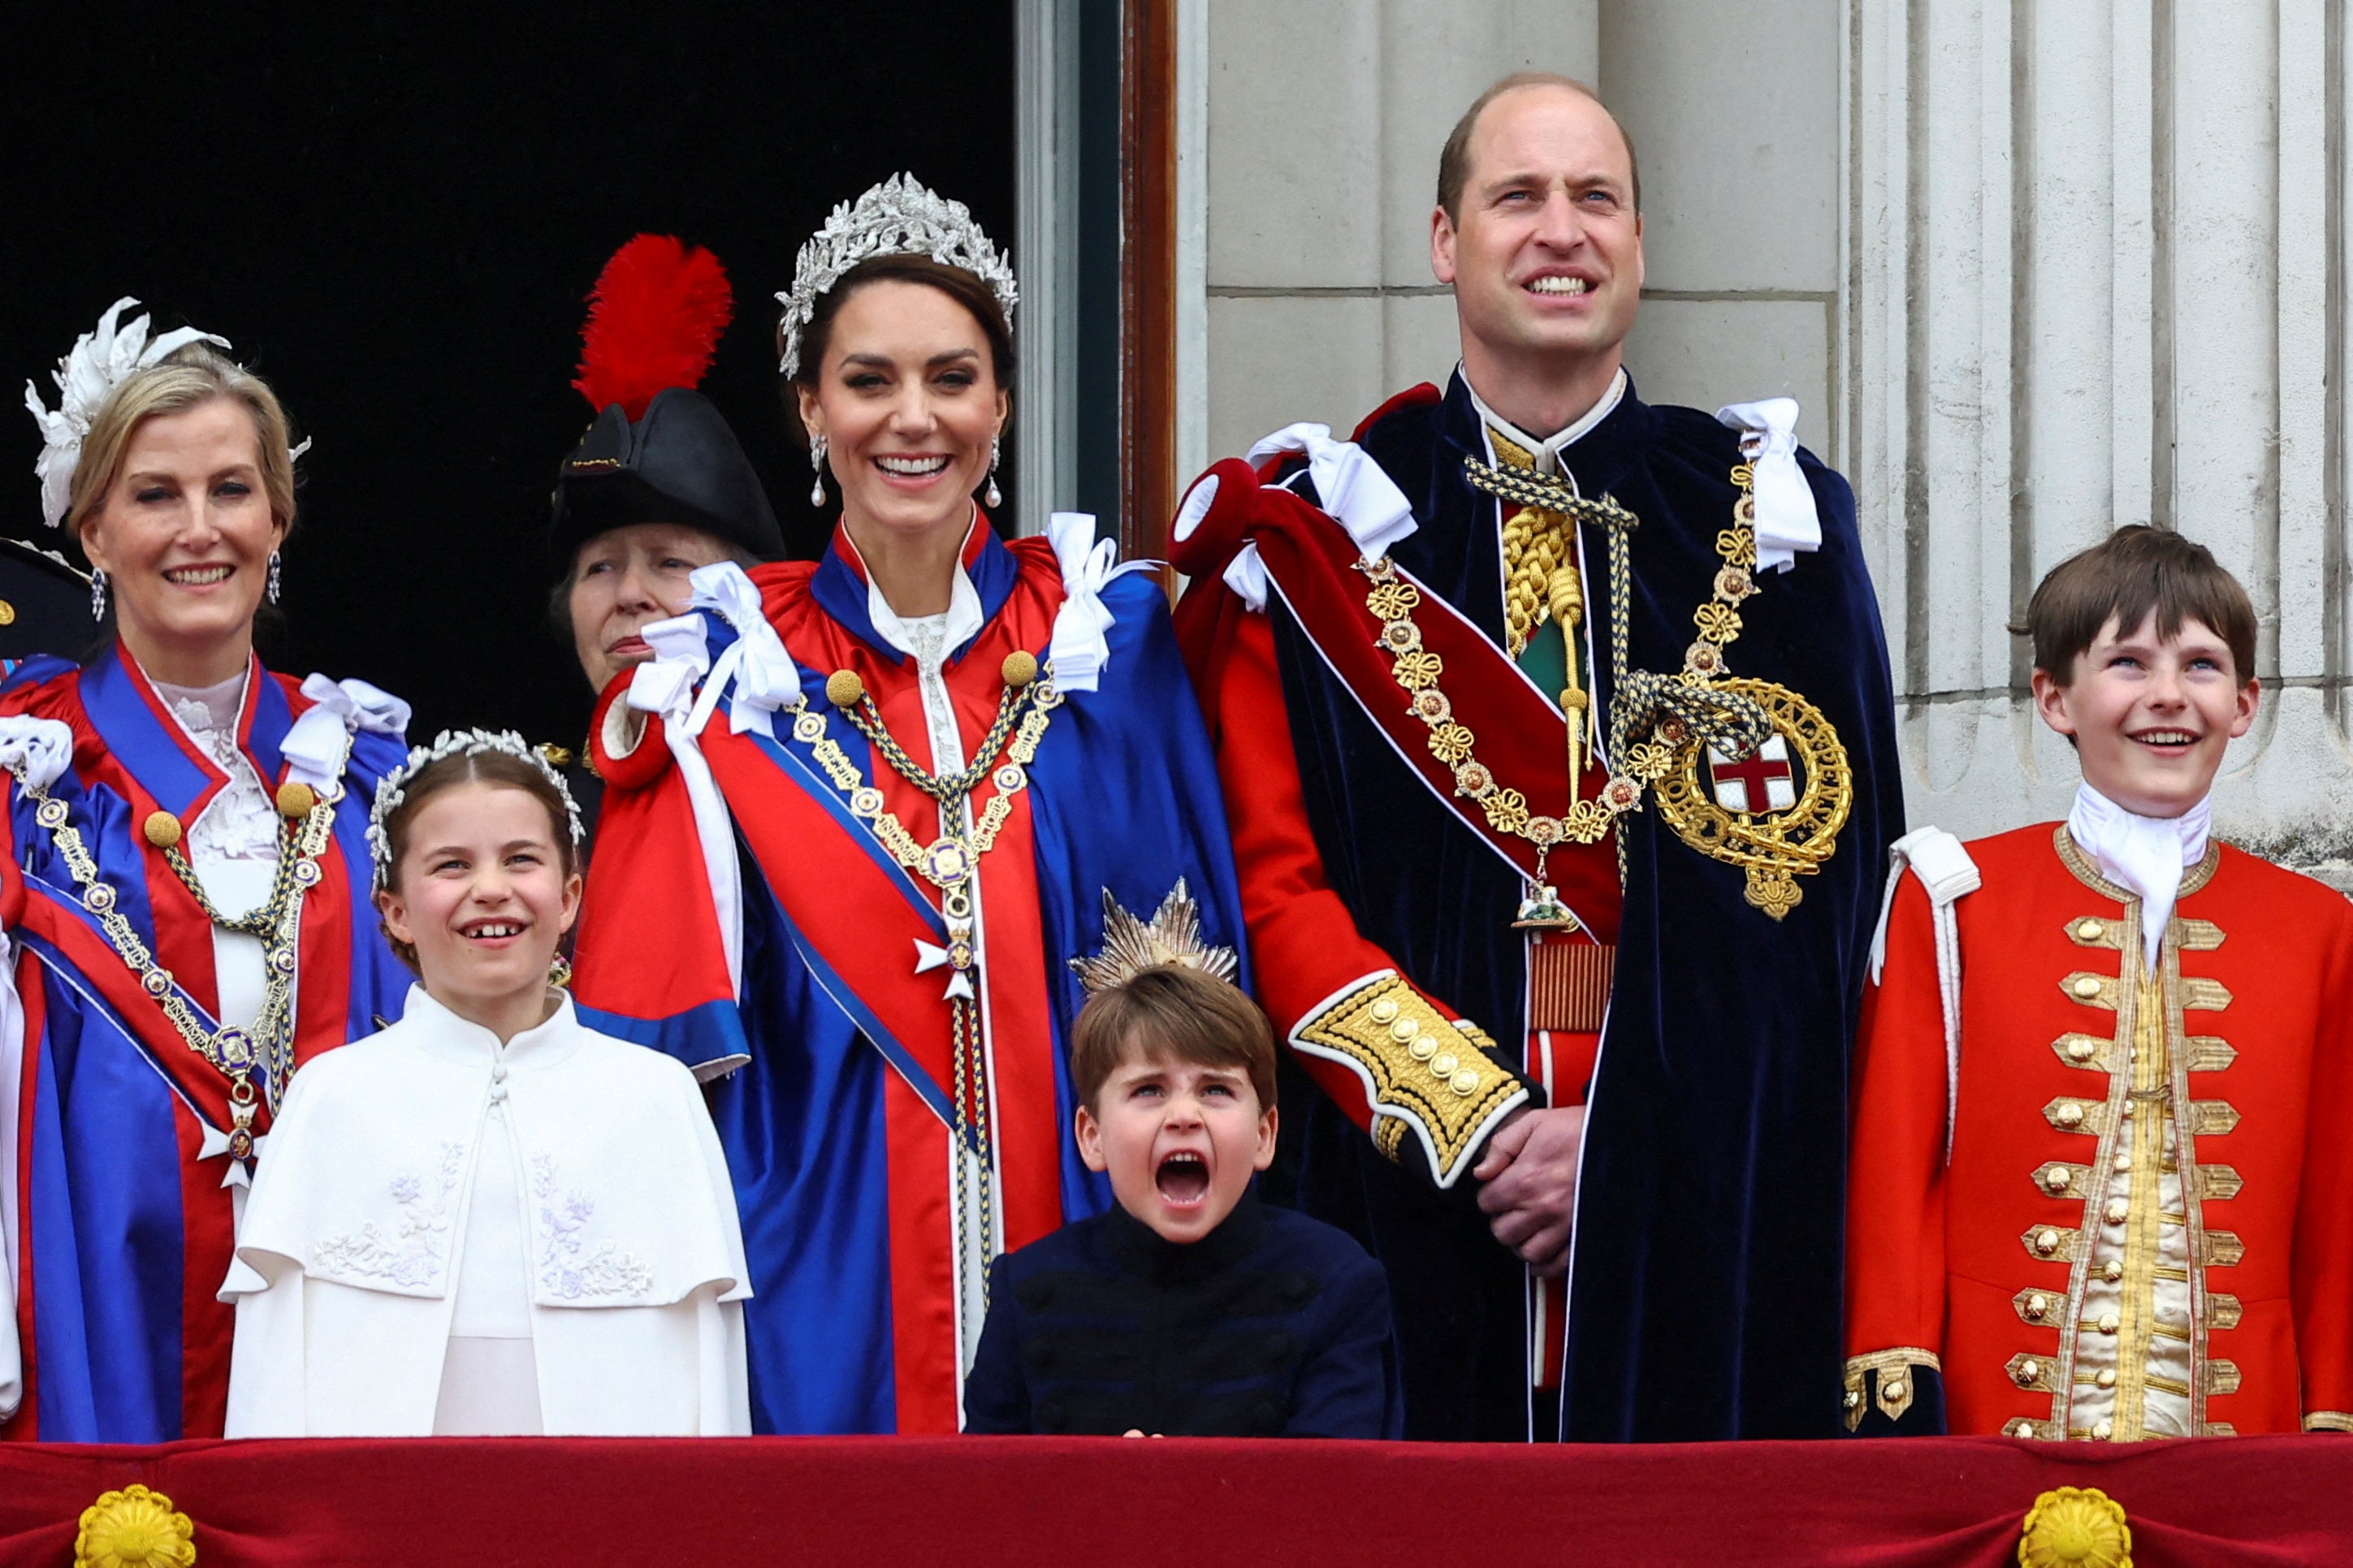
[776,173,1019,381]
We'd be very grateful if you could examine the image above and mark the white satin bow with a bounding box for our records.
[1244,423,1418,561]
[1714,400,1821,573]
[620,563,799,741]
[1045,512,1156,694]
[626,613,711,722]
[281,676,411,793]
[617,583,750,996]
[0,717,74,793]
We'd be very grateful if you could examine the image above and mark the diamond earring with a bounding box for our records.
[984,436,1003,510]
[89,567,107,622]
[810,431,828,508]
[266,550,283,605]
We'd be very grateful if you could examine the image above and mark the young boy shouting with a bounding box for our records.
[1845,525,2353,1441]
[962,963,1402,1437]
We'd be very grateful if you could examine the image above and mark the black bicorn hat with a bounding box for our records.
[548,235,786,577]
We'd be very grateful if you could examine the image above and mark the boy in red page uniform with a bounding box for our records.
[1845,526,2353,1441]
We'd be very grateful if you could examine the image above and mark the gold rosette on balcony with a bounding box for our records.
[2017,1486,2130,1568]
[76,1484,197,1568]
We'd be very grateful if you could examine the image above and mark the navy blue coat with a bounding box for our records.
[962,1194,1404,1438]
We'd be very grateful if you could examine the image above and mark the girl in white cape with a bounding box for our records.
[222,730,750,1436]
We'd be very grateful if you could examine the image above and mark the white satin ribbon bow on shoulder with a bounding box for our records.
[0,718,74,793]
[1244,423,1418,562]
[677,562,799,739]
[1713,399,1822,574]
[282,676,413,794]
[618,574,750,998]
[1045,512,1157,695]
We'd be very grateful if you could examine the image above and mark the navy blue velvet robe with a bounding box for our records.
[1265,374,1903,1441]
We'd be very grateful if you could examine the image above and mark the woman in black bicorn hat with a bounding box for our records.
[547,235,786,843]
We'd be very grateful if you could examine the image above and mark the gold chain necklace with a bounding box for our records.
[1360,459,1774,922]
[11,754,346,1157]
[781,652,1062,1303]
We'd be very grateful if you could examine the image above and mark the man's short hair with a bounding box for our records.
[1436,71,1641,223]
[2022,525,2258,685]
[1069,965,1278,1115]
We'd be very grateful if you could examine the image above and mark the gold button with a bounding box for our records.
[1369,999,1400,1025]
[2025,1294,2050,1320]
[1001,650,1039,687]
[2035,1229,2061,1255]
[142,810,184,849]
[1429,1052,1459,1078]
[1449,1069,1481,1096]
[1884,1380,1906,1401]
[1390,1018,1420,1043]
[2042,1166,2071,1192]
[2104,1199,2130,1224]
[0,600,15,626]
[2073,975,2103,999]
[2077,918,2106,941]
[2121,1103,2136,1120]
[2068,1039,2097,1062]
[825,670,866,709]
[2057,1104,2086,1128]
[1844,1389,1863,1410]
[2096,1368,2117,1389]
[2017,1359,2042,1384]
[275,780,317,819]
[1408,1038,1438,1061]
[2098,1313,2121,1334]
[2113,1153,2132,1173]
[2009,1419,2037,1438]
[2092,1420,2113,1441]
[2104,1260,2124,1282]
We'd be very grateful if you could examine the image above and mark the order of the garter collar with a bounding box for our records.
[775,173,1019,380]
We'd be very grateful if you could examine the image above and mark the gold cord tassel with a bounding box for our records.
[1549,563,1590,782]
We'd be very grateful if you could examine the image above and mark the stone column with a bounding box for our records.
[1846,0,2353,870]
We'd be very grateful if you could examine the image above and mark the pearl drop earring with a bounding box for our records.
[984,436,1003,510]
[810,432,829,508]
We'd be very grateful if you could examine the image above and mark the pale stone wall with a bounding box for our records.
[1187,0,2353,876]
[1846,0,2352,879]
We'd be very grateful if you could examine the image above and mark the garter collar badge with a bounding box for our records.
[1372,447,1849,921]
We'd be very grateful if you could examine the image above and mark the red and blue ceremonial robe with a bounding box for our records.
[0,645,411,1442]
[573,515,1249,1435]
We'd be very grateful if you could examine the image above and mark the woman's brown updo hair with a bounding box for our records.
[372,749,581,971]
[782,254,1017,414]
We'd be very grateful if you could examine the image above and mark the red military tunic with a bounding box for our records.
[1846,822,2353,1439]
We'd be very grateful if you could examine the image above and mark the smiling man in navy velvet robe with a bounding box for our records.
[1170,72,1902,1441]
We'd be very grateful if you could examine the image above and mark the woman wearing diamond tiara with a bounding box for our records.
[221,732,749,1436]
[0,303,413,1441]
[570,175,1251,1434]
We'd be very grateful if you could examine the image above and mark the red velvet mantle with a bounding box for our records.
[3,1435,2348,1566]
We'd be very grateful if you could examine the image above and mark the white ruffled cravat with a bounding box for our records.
[2066,783,2212,970]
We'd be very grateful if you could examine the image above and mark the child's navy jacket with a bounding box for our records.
[961,1194,1404,1437]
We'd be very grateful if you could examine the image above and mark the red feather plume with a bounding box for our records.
[572,234,734,421]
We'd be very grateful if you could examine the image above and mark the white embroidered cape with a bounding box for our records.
[220,986,751,1436]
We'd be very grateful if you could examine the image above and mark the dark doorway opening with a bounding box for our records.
[2,2,1016,747]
